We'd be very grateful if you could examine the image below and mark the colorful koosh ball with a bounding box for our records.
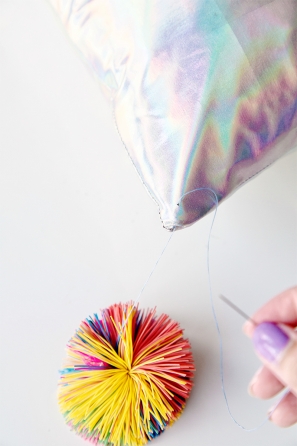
[58,303,195,446]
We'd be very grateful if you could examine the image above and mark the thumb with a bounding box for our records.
[252,322,297,396]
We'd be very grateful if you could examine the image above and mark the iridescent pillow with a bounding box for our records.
[50,0,297,230]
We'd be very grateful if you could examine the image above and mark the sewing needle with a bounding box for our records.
[219,294,257,326]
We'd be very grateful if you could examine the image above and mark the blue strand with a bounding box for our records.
[131,186,286,431]
[178,187,287,431]
[120,230,174,332]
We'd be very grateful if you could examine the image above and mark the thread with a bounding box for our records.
[179,187,287,431]
[120,230,175,332]
[182,188,266,430]
[128,187,287,432]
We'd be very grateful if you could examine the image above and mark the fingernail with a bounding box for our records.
[248,367,262,396]
[268,403,277,419]
[253,322,290,362]
[243,320,254,336]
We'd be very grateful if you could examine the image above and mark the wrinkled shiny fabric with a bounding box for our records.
[50,0,297,230]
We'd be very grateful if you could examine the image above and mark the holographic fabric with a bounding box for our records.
[50,0,297,230]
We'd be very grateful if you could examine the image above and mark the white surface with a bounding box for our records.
[0,1,296,446]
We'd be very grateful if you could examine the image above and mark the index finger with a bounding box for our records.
[243,287,297,337]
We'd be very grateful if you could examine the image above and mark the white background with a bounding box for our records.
[0,1,296,445]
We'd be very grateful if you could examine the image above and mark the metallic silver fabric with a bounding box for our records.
[50,0,297,230]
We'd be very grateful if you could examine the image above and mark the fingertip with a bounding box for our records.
[242,320,254,337]
[248,367,262,397]
[268,392,297,428]
[248,366,285,399]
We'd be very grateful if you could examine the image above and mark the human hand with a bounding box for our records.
[243,286,297,427]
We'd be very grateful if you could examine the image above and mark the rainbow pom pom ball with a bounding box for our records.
[58,302,195,446]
